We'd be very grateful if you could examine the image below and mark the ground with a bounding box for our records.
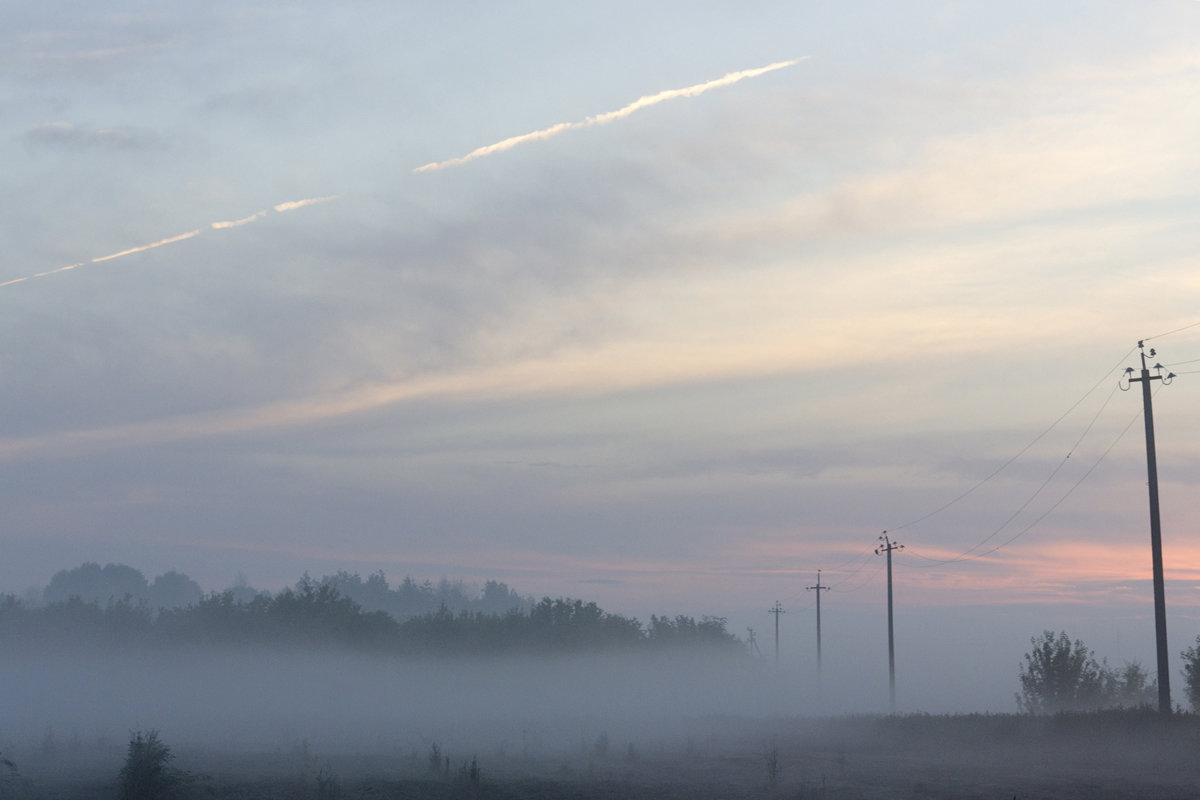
[4,711,1199,799]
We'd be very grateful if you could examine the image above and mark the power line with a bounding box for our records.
[1143,320,1200,341]
[906,381,1123,566]
[892,346,1136,532]
[909,397,1146,565]
[825,557,886,594]
[822,543,878,574]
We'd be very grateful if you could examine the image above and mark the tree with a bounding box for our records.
[1107,661,1157,708]
[148,571,203,610]
[1017,630,1109,713]
[44,563,149,605]
[117,730,185,800]
[1180,636,1200,712]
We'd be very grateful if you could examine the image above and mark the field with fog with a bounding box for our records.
[5,567,1200,798]
[5,699,1200,799]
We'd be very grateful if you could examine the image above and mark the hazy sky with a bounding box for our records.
[4,1,1200,704]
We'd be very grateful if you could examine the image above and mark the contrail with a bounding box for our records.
[3,195,339,288]
[90,229,202,263]
[413,58,804,173]
[212,212,264,229]
[274,195,341,212]
[7,58,799,288]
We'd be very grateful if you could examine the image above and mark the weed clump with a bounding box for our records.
[117,729,187,800]
[118,734,190,800]
[315,763,339,800]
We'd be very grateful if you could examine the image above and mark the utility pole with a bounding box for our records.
[876,532,903,712]
[806,570,831,679]
[746,627,762,658]
[768,601,786,669]
[1125,341,1176,714]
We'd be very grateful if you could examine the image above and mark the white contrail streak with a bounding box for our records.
[274,195,341,212]
[212,212,264,229]
[413,58,804,173]
[7,59,797,289]
[90,230,202,263]
[5,196,341,288]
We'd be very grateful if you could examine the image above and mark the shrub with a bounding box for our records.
[1180,636,1200,712]
[117,730,185,800]
[315,764,339,800]
[1017,631,1109,713]
[0,750,20,796]
[428,742,443,774]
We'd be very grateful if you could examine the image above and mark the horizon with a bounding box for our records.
[4,1,1200,715]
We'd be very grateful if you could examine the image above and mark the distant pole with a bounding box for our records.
[746,627,762,658]
[769,601,786,669]
[806,571,831,679]
[876,533,903,712]
[1125,341,1175,714]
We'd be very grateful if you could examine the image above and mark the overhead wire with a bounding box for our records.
[783,335,1191,595]
[825,557,886,594]
[1143,320,1200,341]
[906,381,1123,566]
[937,396,1147,563]
[892,345,1136,532]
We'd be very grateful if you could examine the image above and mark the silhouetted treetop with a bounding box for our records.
[10,564,744,656]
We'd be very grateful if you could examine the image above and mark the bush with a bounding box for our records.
[1017,631,1109,713]
[1107,660,1156,709]
[0,750,20,797]
[1181,636,1200,712]
[117,730,185,800]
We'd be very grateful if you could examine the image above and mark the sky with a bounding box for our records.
[3,1,1200,709]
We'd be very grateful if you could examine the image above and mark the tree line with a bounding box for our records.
[1,569,743,656]
[34,562,533,619]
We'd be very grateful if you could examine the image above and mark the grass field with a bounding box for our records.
[5,710,1200,799]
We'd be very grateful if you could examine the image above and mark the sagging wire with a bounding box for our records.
[906,381,1122,566]
[825,557,886,594]
[1143,320,1200,342]
[892,345,1136,533]
[907,388,1149,566]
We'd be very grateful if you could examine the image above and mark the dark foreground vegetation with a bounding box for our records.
[5,711,1200,799]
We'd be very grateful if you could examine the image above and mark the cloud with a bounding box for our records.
[24,121,166,151]
[413,59,805,172]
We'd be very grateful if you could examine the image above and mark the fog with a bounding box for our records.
[1,565,1195,799]
[5,644,806,754]
[6,643,1200,799]
[5,603,1200,800]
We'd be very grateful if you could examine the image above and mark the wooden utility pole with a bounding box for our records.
[876,533,902,712]
[768,601,786,668]
[806,571,831,679]
[746,627,762,658]
[1125,341,1175,714]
